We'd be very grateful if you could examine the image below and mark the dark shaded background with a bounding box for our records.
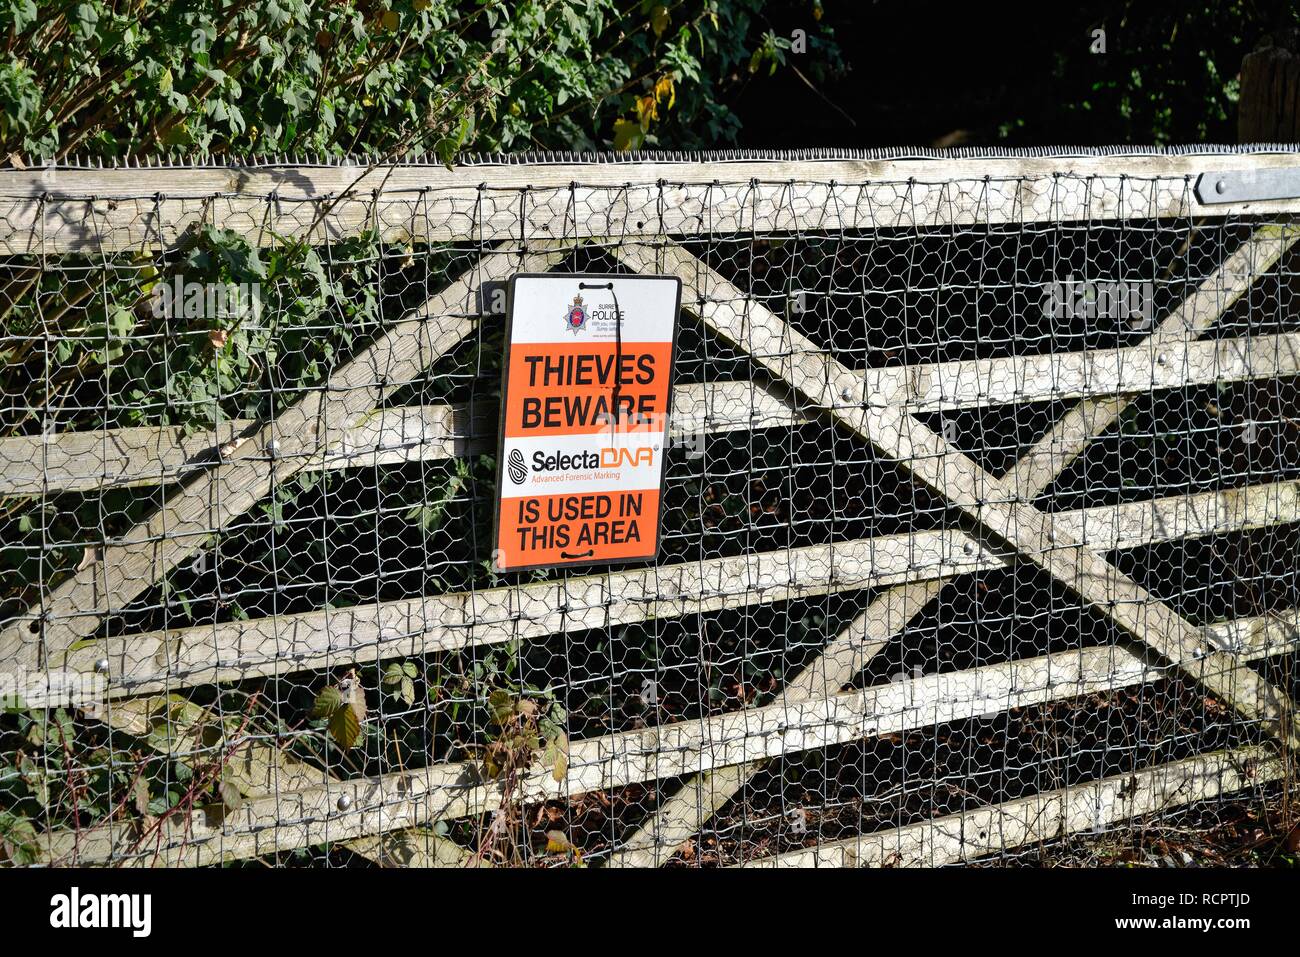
[729,0,1298,148]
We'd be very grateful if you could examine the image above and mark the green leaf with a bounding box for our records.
[546,731,569,783]
[0,811,37,866]
[9,0,37,31]
[487,689,515,725]
[328,702,361,749]
[312,686,343,718]
[18,752,47,807]
[650,4,670,38]
[75,2,98,31]
[48,708,76,747]
[24,713,43,746]
[217,773,242,812]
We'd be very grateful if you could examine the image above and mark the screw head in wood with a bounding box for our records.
[266,438,280,457]
[1215,179,1227,195]
[93,658,110,675]
[337,794,352,811]
[840,386,854,402]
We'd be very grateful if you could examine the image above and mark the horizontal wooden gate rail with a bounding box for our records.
[3,149,1300,867]
[4,151,1300,255]
[27,477,1300,704]
[6,331,1300,498]
[33,619,1300,866]
[731,746,1286,868]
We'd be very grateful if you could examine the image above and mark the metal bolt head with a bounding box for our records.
[840,386,854,403]
[1215,179,1227,195]
[336,794,352,812]
[266,438,280,457]
[962,542,975,556]
[1156,353,1168,367]
[93,658,110,675]
[1046,530,1057,544]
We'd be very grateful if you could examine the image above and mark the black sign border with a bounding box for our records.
[491,271,683,575]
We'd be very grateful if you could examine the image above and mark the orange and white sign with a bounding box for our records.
[493,273,681,572]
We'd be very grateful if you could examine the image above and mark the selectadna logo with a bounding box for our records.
[507,448,528,485]
[50,887,152,938]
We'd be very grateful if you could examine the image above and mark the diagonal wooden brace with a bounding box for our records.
[0,244,573,671]
[21,246,576,866]
[607,228,1300,865]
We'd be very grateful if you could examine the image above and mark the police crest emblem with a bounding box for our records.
[564,292,588,332]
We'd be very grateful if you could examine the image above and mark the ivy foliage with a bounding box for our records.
[0,0,841,160]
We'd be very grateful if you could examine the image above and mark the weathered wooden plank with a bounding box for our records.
[11,325,1300,497]
[0,421,252,497]
[35,476,1299,703]
[0,245,570,671]
[32,477,1300,705]
[1053,480,1300,546]
[342,826,482,868]
[88,695,473,867]
[609,449,1300,865]
[0,410,451,496]
[617,240,1300,751]
[868,328,1300,413]
[34,619,1297,866]
[2,153,1299,254]
[347,824,474,866]
[58,530,988,700]
[730,745,1283,868]
[0,380,802,496]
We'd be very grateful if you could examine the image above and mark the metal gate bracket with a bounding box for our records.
[1195,168,1300,204]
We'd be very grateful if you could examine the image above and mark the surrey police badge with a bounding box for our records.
[564,292,588,332]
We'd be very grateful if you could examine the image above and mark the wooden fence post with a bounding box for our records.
[1239,29,1300,142]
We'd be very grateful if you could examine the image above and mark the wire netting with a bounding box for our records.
[1,154,1298,867]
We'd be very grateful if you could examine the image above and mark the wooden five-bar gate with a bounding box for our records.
[0,148,1298,867]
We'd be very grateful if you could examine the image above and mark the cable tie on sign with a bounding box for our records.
[579,280,625,437]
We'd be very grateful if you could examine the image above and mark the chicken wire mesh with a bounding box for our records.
[0,151,1298,868]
